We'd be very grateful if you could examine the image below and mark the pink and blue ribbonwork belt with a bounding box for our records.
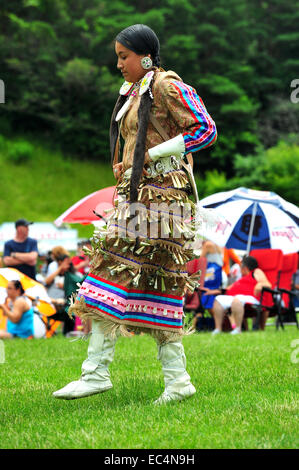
[77,273,184,329]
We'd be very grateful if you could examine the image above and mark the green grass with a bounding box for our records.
[0,327,298,449]
[0,134,115,238]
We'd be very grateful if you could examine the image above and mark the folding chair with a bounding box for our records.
[0,309,7,331]
[31,298,62,338]
[276,253,299,329]
[243,249,283,329]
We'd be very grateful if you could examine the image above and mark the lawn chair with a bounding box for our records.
[0,309,7,331]
[275,252,299,329]
[33,309,61,338]
[31,298,62,338]
[243,249,283,329]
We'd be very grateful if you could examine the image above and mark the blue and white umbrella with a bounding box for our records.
[199,187,299,254]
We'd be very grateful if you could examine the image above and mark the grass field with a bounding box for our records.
[0,327,298,449]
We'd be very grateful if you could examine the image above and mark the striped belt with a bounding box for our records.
[123,155,182,180]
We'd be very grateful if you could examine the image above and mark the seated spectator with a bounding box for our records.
[200,239,224,313]
[0,280,46,339]
[190,241,223,332]
[48,254,90,336]
[200,263,223,315]
[72,240,91,276]
[62,255,91,336]
[45,246,70,299]
[46,246,69,272]
[201,240,223,268]
[223,248,242,286]
[39,250,53,277]
[211,255,271,335]
[228,262,242,286]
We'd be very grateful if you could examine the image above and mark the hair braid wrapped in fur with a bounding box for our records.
[109,83,154,203]
[129,89,153,202]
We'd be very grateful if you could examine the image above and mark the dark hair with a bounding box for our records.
[242,255,258,271]
[57,254,75,273]
[111,24,160,203]
[11,280,25,295]
[57,254,69,262]
[115,24,160,67]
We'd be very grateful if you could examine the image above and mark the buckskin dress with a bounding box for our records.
[69,69,217,343]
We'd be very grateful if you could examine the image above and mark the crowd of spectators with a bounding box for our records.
[191,240,299,334]
[0,219,92,339]
[0,219,298,339]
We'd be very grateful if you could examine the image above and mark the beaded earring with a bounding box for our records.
[141,56,153,70]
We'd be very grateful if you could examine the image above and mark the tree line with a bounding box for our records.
[0,0,299,196]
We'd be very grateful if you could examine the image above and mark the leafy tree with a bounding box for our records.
[0,0,298,198]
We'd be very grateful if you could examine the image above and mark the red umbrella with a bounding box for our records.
[54,186,117,226]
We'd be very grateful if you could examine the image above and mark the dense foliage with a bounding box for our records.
[0,0,299,199]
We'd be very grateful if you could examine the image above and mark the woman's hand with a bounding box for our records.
[142,151,150,177]
[253,268,271,297]
[0,298,9,312]
[202,288,221,296]
[253,283,262,297]
[0,303,10,317]
[113,154,150,179]
[113,162,124,180]
[60,258,71,271]
[183,286,192,296]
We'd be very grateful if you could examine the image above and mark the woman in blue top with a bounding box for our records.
[0,280,35,339]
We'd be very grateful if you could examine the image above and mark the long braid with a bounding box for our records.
[129,89,153,203]
[109,73,155,203]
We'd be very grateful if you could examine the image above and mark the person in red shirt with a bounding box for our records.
[71,241,91,276]
[211,256,271,335]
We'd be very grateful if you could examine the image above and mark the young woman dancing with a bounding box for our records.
[53,24,217,404]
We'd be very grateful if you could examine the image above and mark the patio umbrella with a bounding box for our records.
[199,187,299,253]
[54,186,117,227]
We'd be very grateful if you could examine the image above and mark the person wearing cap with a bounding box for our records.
[3,219,38,280]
